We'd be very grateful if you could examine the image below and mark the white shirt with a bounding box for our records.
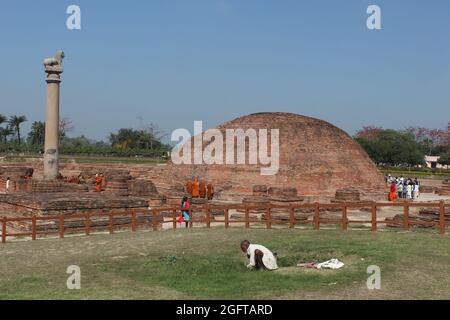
[246,244,278,270]
[407,185,412,196]
[6,180,10,190]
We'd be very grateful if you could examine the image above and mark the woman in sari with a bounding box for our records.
[180,196,191,228]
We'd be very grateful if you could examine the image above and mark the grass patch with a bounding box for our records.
[0,228,449,299]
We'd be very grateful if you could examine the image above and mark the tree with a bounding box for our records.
[403,126,429,143]
[0,127,14,144]
[356,129,426,166]
[109,128,141,149]
[402,124,450,156]
[28,121,45,146]
[59,117,75,143]
[438,153,450,169]
[0,114,6,126]
[108,127,170,154]
[142,123,168,149]
[0,114,8,144]
[8,115,27,144]
[355,126,382,141]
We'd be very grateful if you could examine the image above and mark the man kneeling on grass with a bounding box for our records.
[240,240,278,271]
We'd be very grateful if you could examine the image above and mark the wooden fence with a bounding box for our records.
[0,201,449,244]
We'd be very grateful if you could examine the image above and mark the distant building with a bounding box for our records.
[424,155,444,169]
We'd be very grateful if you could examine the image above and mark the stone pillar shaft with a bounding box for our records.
[44,76,61,180]
[43,51,64,180]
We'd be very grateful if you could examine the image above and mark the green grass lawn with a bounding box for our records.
[380,168,450,179]
[1,228,449,300]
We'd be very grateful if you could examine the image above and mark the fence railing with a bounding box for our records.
[1,201,449,244]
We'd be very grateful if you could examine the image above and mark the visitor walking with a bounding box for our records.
[406,183,412,199]
[397,181,403,199]
[402,182,408,199]
[5,177,10,193]
[180,196,191,228]
[414,182,420,199]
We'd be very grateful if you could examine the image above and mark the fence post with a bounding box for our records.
[172,209,177,230]
[245,207,250,229]
[289,207,295,229]
[342,203,348,231]
[152,209,158,231]
[225,208,229,229]
[206,207,211,229]
[371,204,377,232]
[31,215,37,241]
[314,202,320,230]
[1,217,6,244]
[59,215,64,238]
[85,213,90,236]
[31,214,36,240]
[266,206,272,229]
[109,212,114,234]
[131,210,137,232]
[403,203,410,231]
[439,200,446,235]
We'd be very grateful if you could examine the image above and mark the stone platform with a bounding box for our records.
[439,180,450,196]
[0,192,151,232]
[0,192,148,216]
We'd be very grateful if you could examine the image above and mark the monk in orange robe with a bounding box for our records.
[389,182,397,201]
[186,181,193,196]
[192,178,200,198]
[207,183,214,200]
[199,180,206,198]
[95,174,103,192]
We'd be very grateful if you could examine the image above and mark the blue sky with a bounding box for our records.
[0,0,449,141]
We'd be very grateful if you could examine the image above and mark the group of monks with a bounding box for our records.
[186,177,214,200]
[67,174,86,184]
[66,173,103,193]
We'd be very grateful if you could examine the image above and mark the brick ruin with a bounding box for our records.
[157,112,387,203]
[439,179,450,196]
[0,165,156,232]
[0,112,390,233]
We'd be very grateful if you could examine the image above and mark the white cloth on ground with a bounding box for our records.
[315,259,345,269]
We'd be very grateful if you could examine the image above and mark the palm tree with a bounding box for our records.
[28,121,45,146]
[8,115,27,144]
[0,127,14,144]
[0,114,9,144]
[0,114,6,126]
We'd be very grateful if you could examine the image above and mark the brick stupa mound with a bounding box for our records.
[164,112,386,202]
